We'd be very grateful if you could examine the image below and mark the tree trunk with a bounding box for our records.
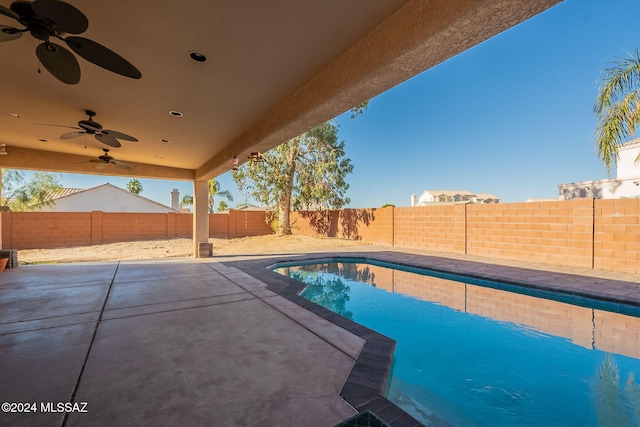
[277,138,300,235]
[278,194,291,235]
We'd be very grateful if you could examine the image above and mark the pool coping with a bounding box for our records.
[222,250,640,427]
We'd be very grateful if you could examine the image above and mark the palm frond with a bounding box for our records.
[594,50,640,116]
[594,50,640,172]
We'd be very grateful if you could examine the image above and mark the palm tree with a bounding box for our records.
[208,179,233,213]
[125,178,143,195]
[180,195,193,208]
[594,49,640,174]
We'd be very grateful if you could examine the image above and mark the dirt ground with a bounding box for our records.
[17,235,371,264]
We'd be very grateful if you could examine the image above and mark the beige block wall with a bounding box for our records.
[394,205,465,254]
[466,199,594,268]
[594,199,640,273]
[3,198,640,274]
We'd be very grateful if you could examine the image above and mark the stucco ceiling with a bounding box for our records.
[0,0,561,182]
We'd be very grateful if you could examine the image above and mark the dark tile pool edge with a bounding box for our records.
[221,256,424,427]
[260,251,640,308]
[222,250,640,427]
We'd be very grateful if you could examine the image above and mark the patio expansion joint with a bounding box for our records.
[104,289,249,312]
[0,311,101,336]
[102,293,258,321]
[61,261,120,427]
[0,309,100,326]
[0,281,111,294]
[110,271,222,285]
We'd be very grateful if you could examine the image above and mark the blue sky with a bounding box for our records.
[53,0,639,208]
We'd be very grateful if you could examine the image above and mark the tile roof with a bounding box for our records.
[42,187,84,201]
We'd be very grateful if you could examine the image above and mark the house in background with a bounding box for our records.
[559,138,640,200]
[234,203,268,211]
[411,190,500,206]
[35,183,178,213]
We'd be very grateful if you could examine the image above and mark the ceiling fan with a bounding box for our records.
[48,110,138,148]
[90,148,132,170]
[0,0,141,84]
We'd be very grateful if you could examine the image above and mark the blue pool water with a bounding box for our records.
[274,260,640,427]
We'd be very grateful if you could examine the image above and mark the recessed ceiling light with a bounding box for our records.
[161,139,171,143]
[156,155,164,159]
[189,51,207,63]
[5,112,20,117]
[169,111,183,117]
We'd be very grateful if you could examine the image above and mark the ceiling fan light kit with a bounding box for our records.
[0,0,142,84]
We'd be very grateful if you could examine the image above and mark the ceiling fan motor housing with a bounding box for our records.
[78,119,102,133]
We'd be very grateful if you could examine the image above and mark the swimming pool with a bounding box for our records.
[274,259,640,427]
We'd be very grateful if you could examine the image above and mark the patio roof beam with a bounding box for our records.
[0,146,194,181]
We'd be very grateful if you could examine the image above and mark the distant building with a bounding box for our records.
[234,203,267,211]
[35,183,178,213]
[411,190,499,206]
[524,198,558,203]
[559,138,640,200]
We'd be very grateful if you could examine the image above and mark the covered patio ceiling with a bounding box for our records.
[0,0,561,182]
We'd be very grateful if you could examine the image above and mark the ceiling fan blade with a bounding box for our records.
[60,131,86,139]
[35,123,81,129]
[65,36,141,79]
[36,42,81,84]
[0,25,22,42]
[101,130,138,142]
[88,159,102,163]
[10,1,35,18]
[94,133,122,148]
[114,161,133,171]
[32,0,88,34]
[0,4,19,20]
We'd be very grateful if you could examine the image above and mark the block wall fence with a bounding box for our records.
[1,198,639,274]
[0,209,272,249]
[289,198,640,274]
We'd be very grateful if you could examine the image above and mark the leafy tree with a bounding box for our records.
[594,50,640,173]
[349,100,369,118]
[125,178,143,194]
[231,104,366,235]
[1,169,62,211]
[180,195,193,208]
[217,200,229,211]
[208,178,233,214]
[232,122,353,234]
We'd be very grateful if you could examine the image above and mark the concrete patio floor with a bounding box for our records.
[0,259,369,427]
[2,246,640,427]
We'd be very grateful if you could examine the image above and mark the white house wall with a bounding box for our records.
[617,141,640,179]
[558,139,640,200]
[559,177,640,200]
[39,186,175,213]
[418,191,434,204]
